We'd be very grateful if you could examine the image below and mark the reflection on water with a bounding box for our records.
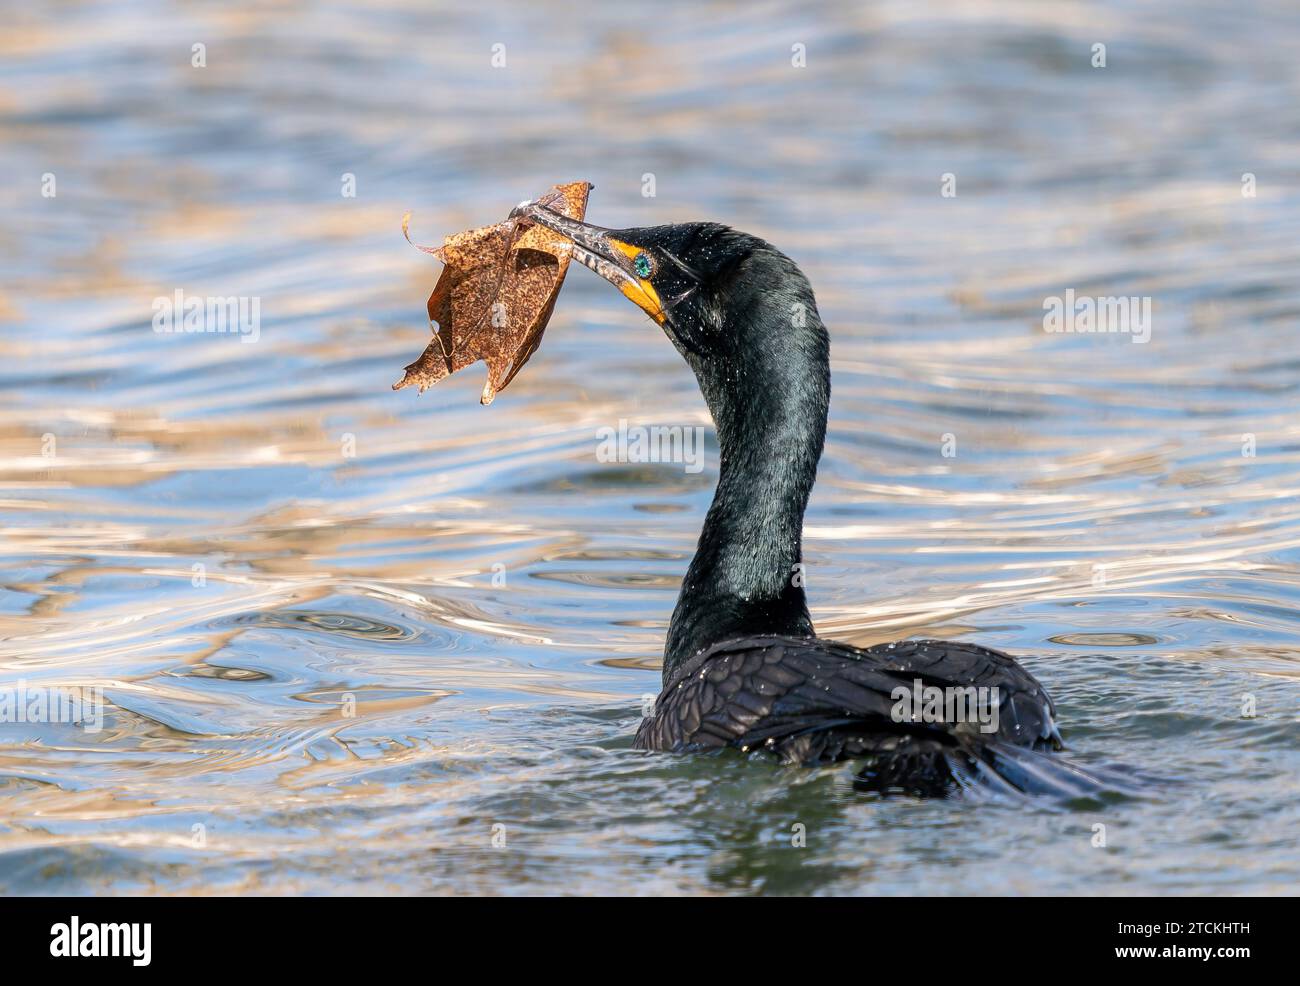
[3,0,1300,894]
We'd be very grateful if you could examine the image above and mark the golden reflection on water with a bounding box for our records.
[2,0,1300,894]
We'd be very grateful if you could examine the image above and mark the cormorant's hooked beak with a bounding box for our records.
[510,202,669,325]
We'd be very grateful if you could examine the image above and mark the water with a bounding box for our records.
[2,0,1299,895]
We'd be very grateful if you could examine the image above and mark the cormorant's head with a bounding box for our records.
[512,203,827,372]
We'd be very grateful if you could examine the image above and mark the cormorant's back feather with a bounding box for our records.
[636,635,1123,797]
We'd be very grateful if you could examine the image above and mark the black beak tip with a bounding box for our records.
[509,184,594,222]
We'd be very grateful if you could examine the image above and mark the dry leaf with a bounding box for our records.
[393,181,592,405]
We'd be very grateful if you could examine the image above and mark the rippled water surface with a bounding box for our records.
[3,0,1300,894]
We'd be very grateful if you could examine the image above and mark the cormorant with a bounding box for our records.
[511,201,1109,797]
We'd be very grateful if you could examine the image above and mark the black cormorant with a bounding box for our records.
[512,201,1109,797]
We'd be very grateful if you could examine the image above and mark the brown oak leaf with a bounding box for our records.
[393,180,591,405]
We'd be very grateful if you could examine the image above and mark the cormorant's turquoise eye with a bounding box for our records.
[633,252,653,278]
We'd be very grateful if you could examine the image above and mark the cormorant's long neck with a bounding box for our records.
[663,310,830,679]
